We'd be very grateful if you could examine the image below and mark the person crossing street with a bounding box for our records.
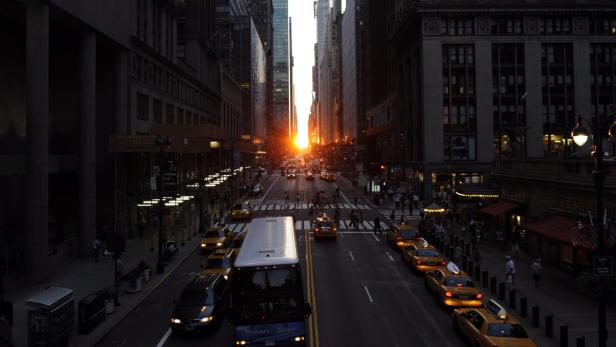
[374,216,382,235]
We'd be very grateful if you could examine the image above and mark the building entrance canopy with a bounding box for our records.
[479,201,519,217]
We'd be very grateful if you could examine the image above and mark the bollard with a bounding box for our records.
[509,289,516,309]
[560,325,568,347]
[498,282,506,301]
[482,270,488,288]
[575,336,584,347]
[545,315,553,337]
[520,297,528,317]
[490,276,497,294]
[467,260,474,276]
[532,305,540,327]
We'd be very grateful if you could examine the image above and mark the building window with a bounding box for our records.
[539,18,573,35]
[186,111,192,124]
[541,43,575,157]
[444,135,477,161]
[442,44,477,129]
[137,93,149,121]
[177,108,184,124]
[492,44,526,159]
[590,43,616,151]
[166,104,175,124]
[153,99,162,124]
[590,18,616,35]
[490,18,523,35]
[440,18,474,35]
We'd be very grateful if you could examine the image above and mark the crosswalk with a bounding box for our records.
[252,203,372,212]
[226,219,380,234]
[377,209,421,222]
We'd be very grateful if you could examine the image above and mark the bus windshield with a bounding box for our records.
[232,266,305,324]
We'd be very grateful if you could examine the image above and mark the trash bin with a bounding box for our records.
[26,287,74,347]
[78,290,107,334]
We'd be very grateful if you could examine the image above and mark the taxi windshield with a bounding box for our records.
[487,323,529,338]
[399,230,418,238]
[234,204,248,210]
[179,289,214,306]
[416,249,439,257]
[445,277,475,287]
[205,229,224,238]
[318,221,333,228]
[206,258,231,268]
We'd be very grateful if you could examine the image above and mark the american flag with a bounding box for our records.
[605,217,616,249]
[571,219,593,248]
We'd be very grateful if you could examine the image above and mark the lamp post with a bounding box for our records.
[154,134,171,274]
[571,112,616,347]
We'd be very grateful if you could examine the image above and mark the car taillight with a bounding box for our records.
[416,260,423,265]
[445,291,453,298]
[440,261,447,266]
[395,236,402,241]
[476,293,482,299]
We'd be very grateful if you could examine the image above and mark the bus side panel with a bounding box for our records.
[234,321,307,346]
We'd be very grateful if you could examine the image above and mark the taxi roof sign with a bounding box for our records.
[446,262,460,275]
[417,238,429,248]
[486,299,508,320]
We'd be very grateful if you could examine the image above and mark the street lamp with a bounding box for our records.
[570,112,615,347]
[154,134,171,274]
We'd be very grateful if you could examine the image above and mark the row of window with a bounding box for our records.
[438,17,616,36]
[136,92,214,126]
[135,0,174,59]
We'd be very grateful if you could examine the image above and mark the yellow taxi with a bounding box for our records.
[386,223,421,249]
[312,213,337,241]
[424,262,482,307]
[401,239,447,272]
[453,299,538,347]
[231,202,253,220]
[200,225,232,253]
[201,248,236,281]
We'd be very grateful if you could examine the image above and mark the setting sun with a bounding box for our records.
[294,134,309,149]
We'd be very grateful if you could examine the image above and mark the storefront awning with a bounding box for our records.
[479,201,519,217]
[521,215,592,250]
[453,184,500,199]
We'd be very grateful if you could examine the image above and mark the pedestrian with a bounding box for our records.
[291,209,296,225]
[531,258,542,289]
[472,248,481,266]
[359,210,364,224]
[296,193,300,204]
[512,241,520,260]
[285,192,289,207]
[354,196,358,206]
[334,206,340,226]
[93,238,101,262]
[454,244,463,264]
[390,209,395,221]
[399,212,405,225]
[413,193,419,209]
[505,256,516,288]
[374,216,382,235]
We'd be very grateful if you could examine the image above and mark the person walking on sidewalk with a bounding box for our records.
[505,256,516,288]
[93,238,101,262]
[374,216,382,235]
[532,258,542,289]
[390,209,395,221]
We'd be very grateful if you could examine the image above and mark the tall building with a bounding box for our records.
[271,0,290,152]
[392,0,616,270]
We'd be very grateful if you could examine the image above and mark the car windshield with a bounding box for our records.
[318,221,333,228]
[179,289,213,306]
[206,258,230,268]
[487,323,529,338]
[399,230,418,238]
[205,230,224,238]
[445,277,474,287]
[416,249,439,257]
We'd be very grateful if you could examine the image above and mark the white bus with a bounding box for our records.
[230,216,311,346]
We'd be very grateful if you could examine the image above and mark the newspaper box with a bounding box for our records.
[26,287,74,347]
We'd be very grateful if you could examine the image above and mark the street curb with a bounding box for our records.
[79,240,199,347]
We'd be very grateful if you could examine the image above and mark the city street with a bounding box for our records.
[96,172,464,347]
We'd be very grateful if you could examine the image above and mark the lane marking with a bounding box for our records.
[305,228,320,347]
[349,250,355,262]
[386,251,395,263]
[363,285,374,303]
[155,328,172,347]
[259,175,280,204]
[372,234,381,242]
[339,232,344,239]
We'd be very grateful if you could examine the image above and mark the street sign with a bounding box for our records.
[593,256,614,277]
[164,160,177,194]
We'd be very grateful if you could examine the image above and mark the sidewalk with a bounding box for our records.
[5,201,220,347]
[447,219,616,347]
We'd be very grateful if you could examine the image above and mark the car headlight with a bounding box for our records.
[294,336,305,342]
[200,243,206,247]
[224,274,228,280]
[200,316,214,323]
[216,242,223,246]
[171,318,181,324]
[235,341,248,346]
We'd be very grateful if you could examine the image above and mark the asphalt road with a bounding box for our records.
[96,171,465,347]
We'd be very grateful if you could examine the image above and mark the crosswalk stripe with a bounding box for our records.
[295,221,302,230]
[359,204,368,209]
[303,220,311,230]
[340,220,349,230]
[267,205,273,210]
[343,204,350,209]
[366,221,374,228]
[350,204,357,209]
[228,224,237,232]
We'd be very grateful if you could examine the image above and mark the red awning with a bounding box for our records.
[479,201,519,216]
[521,215,592,250]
